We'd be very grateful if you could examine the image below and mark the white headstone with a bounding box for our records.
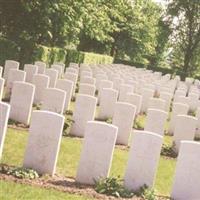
[160,92,173,112]
[148,97,166,111]
[0,78,5,100]
[124,130,162,191]
[0,66,3,77]
[41,88,66,114]
[6,69,26,97]
[119,84,134,102]
[3,60,19,81]
[195,107,200,138]
[0,102,10,159]
[24,64,38,83]
[10,82,35,125]
[173,115,197,152]
[144,109,168,136]
[171,141,200,200]
[32,74,49,104]
[98,88,118,120]
[34,61,46,74]
[79,83,96,96]
[76,121,118,184]
[168,103,189,135]
[125,93,142,115]
[64,72,78,95]
[112,102,136,145]
[45,69,58,88]
[51,64,64,78]
[23,111,64,175]
[70,94,97,137]
[141,88,154,113]
[80,76,96,85]
[56,79,73,110]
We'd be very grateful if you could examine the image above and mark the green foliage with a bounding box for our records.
[161,143,177,158]
[135,185,156,200]
[0,164,39,179]
[95,176,134,198]
[166,0,200,76]
[63,118,74,136]
[0,37,19,66]
[65,49,113,67]
[49,48,67,64]
[32,45,51,64]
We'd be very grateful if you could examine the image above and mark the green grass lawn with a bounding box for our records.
[1,127,176,197]
[0,180,92,200]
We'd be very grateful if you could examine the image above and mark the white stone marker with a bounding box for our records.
[76,121,118,184]
[119,84,134,102]
[64,72,78,95]
[10,82,35,125]
[51,64,63,78]
[160,92,173,112]
[0,66,3,77]
[65,68,78,74]
[41,88,66,114]
[168,103,189,135]
[80,76,96,85]
[112,102,136,145]
[112,77,124,91]
[0,102,10,159]
[173,115,197,152]
[144,109,168,136]
[125,93,142,115]
[195,107,200,139]
[34,61,46,74]
[98,80,113,103]
[79,83,96,96]
[32,74,49,104]
[148,97,166,111]
[171,141,200,200]
[6,69,26,97]
[23,111,64,175]
[0,78,5,100]
[141,88,154,113]
[24,64,38,83]
[98,88,118,120]
[124,130,163,191]
[56,79,73,110]
[3,60,20,81]
[45,69,58,88]
[70,94,97,137]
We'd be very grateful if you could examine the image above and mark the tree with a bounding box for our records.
[167,0,200,76]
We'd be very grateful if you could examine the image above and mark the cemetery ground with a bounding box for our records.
[0,102,177,200]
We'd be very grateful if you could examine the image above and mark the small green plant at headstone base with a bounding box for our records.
[135,185,156,200]
[63,118,74,136]
[0,164,39,179]
[65,110,73,115]
[94,176,134,198]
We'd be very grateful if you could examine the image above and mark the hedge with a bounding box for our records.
[0,38,113,68]
[65,49,114,67]
[0,37,19,66]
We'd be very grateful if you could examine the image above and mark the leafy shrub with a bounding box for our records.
[0,164,39,179]
[0,37,19,66]
[161,143,177,158]
[32,45,51,64]
[50,47,66,64]
[95,177,134,198]
[133,117,144,130]
[63,118,74,136]
[135,185,156,200]
[65,49,113,67]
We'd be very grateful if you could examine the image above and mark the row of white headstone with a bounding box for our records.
[0,60,200,199]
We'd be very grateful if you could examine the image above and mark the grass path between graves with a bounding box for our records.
[0,128,176,198]
[0,180,93,200]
